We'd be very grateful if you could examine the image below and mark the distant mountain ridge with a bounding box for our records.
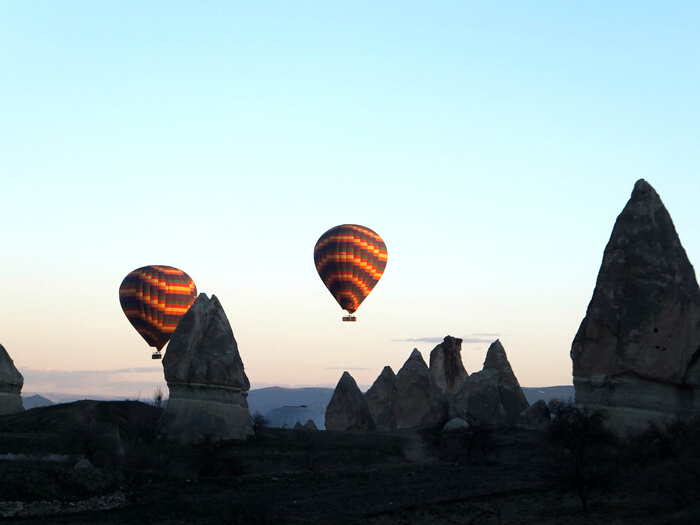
[246,385,574,417]
[21,385,575,414]
[22,394,55,410]
[247,386,334,416]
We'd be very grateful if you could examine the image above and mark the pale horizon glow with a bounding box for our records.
[2,2,700,398]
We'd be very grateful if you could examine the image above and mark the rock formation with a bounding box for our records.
[392,349,448,430]
[483,339,530,421]
[454,340,529,426]
[0,343,23,415]
[443,417,470,431]
[364,366,396,431]
[429,336,468,395]
[329,338,531,432]
[302,419,318,430]
[325,372,375,431]
[519,400,551,430]
[163,293,253,442]
[571,179,700,428]
[264,406,326,430]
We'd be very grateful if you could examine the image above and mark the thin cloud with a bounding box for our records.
[324,367,372,371]
[393,334,499,345]
[462,335,500,344]
[20,367,161,375]
[393,337,444,344]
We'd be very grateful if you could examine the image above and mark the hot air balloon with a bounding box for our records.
[119,265,198,359]
[314,224,388,321]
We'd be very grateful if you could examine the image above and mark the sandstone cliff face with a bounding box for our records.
[0,343,23,415]
[163,293,252,442]
[325,372,375,431]
[571,179,700,427]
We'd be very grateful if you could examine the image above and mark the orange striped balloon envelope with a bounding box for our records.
[119,265,197,357]
[314,224,388,321]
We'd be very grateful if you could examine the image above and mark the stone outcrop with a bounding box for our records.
[519,400,551,430]
[443,417,470,431]
[0,343,23,415]
[392,349,448,430]
[454,368,506,424]
[571,179,700,428]
[302,419,318,430]
[429,336,468,395]
[483,339,530,421]
[329,338,532,432]
[325,372,375,431]
[454,340,529,426]
[364,366,396,431]
[87,420,125,468]
[163,293,253,442]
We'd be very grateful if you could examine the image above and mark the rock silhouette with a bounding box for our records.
[325,371,375,431]
[330,337,531,431]
[364,366,396,431]
[429,335,468,395]
[0,343,23,415]
[571,179,700,428]
[452,340,528,426]
[163,293,253,442]
[393,349,449,429]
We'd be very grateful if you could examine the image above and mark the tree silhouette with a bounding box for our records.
[542,399,618,512]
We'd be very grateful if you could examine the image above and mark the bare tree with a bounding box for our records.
[251,411,269,432]
[623,416,700,510]
[542,399,618,513]
[153,386,166,408]
[295,431,324,471]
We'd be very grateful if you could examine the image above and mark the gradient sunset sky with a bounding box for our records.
[2,2,699,399]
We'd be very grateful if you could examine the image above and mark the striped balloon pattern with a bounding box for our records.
[119,265,198,351]
[314,224,388,315]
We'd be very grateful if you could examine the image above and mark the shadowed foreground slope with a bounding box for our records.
[0,401,697,524]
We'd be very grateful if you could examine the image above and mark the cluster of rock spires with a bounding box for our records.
[2,179,696,439]
[571,179,700,429]
[0,343,23,416]
[162,293,253,443]
[326,336,548,432]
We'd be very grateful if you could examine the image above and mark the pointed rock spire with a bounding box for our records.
[325,372,375,431]
[364,366,396,431]
[163,293,253,442]
[571,179,700,426]
[454,340,528,426]
[393,349,448,429]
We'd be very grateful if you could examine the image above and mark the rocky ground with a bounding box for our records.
[0,424,697,524]
[0,401,698,524]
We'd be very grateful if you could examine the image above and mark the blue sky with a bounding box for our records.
[2,2,699,398]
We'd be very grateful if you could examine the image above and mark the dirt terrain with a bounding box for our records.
[0,401,697,524]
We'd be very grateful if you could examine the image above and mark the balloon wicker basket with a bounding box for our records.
[152,351,162,360]
[342,315,357,322]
